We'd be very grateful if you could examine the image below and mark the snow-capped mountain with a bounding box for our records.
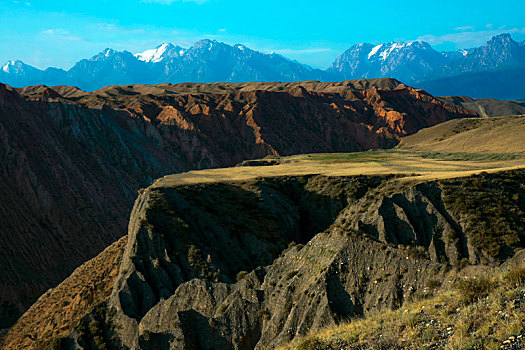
[1,60,42,78]
[329,33,525,85]
[0,40,323,90]
[135,43,186,63]
[1,34,525,99]
[329,40,448,83]
[0,60,68,87]
[162,39,324,83]
[64,48,153,90]
[440,33,525,75]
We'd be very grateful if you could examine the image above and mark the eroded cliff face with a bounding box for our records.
[0,79,477,328]
[45,170,524,350]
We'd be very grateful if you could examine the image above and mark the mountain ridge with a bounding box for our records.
[1,34,525,99]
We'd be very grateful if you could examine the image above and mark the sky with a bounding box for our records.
[1,0,524,70]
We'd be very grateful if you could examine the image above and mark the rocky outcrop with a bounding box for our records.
[38,170,523,349]
[0,79,477,328]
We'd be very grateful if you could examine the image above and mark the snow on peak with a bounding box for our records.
[367,42,417,61]
[368,44,383,59]
[103,48,116,57]
[380,42,404,60]
[1,60,23,73]
[2,60,15,73]
[135,43,183,63]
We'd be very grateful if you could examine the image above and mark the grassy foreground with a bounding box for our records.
[280,263,525,350]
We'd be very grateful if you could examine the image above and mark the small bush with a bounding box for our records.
[257,309,271,320]
[425,278,442,289]
[454,258,470,271]
[407,246,429,260]
[236,271,248,281]
[296,336,328,350]
[455,276,498,304]
[503,267,525,287]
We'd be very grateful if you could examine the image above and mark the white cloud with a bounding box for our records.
[40,28,84,41]
[97,23,145,34]
[454,26,475,31]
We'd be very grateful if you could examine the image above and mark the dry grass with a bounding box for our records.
[279,263,525,350]
[398,115,525,154]
[152,150,525,188]
[149,115,525,188]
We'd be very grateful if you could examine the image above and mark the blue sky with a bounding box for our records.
[1,0,524,70]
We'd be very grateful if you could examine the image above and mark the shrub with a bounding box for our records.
[503,267,525,288]
[257,309,271,320]
[407,246,429,260]
[425,278,442,289]
[236,271,248,281]
[454,258,470,271]
[296,336,328,350]
[455,276,498,304]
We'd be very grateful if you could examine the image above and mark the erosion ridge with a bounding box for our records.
[4,164,524,349]
[0,78,477,328]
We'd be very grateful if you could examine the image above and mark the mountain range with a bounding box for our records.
[1,34,525,99]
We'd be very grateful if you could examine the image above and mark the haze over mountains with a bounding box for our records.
[1,34,525,99]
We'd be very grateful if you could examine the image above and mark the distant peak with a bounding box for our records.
[493,33,512,39]
[197,39,217,45]
[191,39,224,52]
[487,33,514,44]
[135,43,185,63]
[407,40,426,46]
[2,60,24,73]
[157,42,173,49]
[349,42,373,49]
[102,48,116,57]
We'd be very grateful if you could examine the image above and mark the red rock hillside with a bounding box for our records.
[0,78,477,329]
